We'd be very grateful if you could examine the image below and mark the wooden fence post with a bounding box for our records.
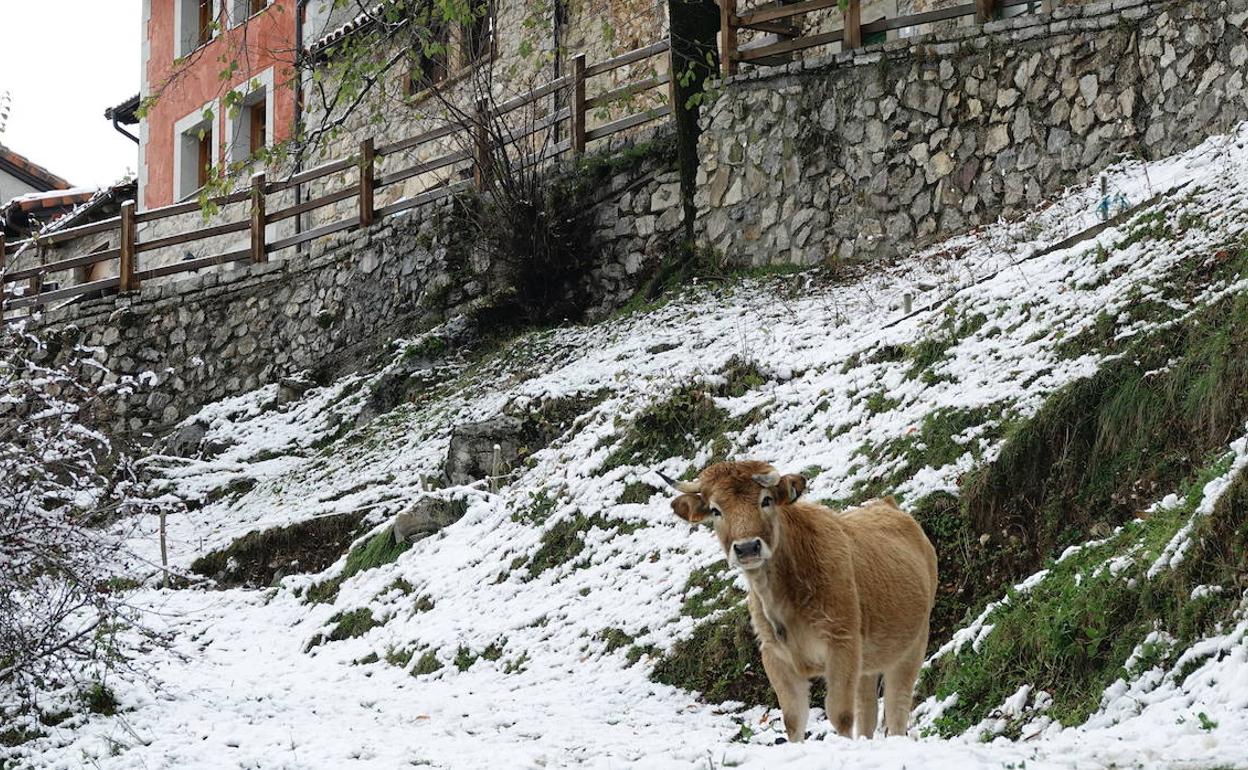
[666,46,679,121]
[30,244,43,301]
[720,0,738,77]
[119,201,137,293]
[473,98,490,190]
[976,0,998,23]
[159,507,169,589]
[358,138,375,227]
[571,53,587,156]
[843,0,862,50]
[250,172,267,263]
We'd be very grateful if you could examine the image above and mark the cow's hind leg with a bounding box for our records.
[856,673,880,739]
[882,637,926,737]
[762,646,810,743]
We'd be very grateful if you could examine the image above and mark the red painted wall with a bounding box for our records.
[144,1,298,209]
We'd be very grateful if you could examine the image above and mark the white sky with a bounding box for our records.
[0,1,141,190]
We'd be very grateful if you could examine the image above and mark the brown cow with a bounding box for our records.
[665,461,937,742]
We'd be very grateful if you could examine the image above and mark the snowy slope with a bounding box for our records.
[9,127,1248,770]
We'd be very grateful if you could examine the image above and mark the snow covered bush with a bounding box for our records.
[0,326,160,700]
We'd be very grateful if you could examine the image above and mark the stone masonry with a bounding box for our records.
[21,135,682,436]
[695,0,1248,265]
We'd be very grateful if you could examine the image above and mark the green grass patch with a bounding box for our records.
[651,601,775,707]
[963,286,1248,572]
[864,390,901,415]
[329,608,379,642]
[714,356,769,398]
[412,650,443,676]
[511,489,560,525]
[595,627,636,654]
[904,306,989,381]
[385,647,414,668]
[602,383,736,471]
[0,725,43,750]
[523,511,644,580]
[650,559,783,706]
[84,683,119,716]
[192,511,366,589]
[617,481,655,504]
[922,455,1247,737]
[916,278,1248,736]
[825,404,1009,509]
[305,526,412,604]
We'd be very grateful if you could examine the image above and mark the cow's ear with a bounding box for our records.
[777,474,806,504]
[672,494,710,524]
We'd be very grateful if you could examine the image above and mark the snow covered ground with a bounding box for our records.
[9,128,1248,769]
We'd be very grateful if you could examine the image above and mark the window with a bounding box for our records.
[197,133,212,188]
[406,21,450,94]
[198,0,213,45]
[249,101,267,154]
[463,2,493,65]
[175,105,217,200]
[177,0,217,56]
[231,0,267,26]
[226,69,273,164]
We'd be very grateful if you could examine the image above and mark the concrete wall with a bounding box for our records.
[695,0,1248,265]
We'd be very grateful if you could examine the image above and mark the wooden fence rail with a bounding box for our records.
[2,39,674,318]
[723,0,1042,74]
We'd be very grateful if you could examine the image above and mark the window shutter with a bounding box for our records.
[250,102,267,154]
[198,133,212,189]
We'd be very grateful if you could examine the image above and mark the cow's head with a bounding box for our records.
[663,461,806,572]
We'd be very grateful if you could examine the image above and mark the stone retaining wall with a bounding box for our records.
[695,0,1248,265]
[22,136,681,436]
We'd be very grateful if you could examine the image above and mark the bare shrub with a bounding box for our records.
[0,326,161,701]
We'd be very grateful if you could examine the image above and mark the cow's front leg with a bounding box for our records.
[824,637,861,738]
[761,645,809,743]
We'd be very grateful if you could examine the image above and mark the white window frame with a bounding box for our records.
[175,0,221,58]
[228,0,269,28]
[174,98,221,202]
[224,68,276,165]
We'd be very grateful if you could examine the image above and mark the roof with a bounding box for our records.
[4,188,97,215]
[2,178,135,246]
[105,93,141,126]
[308,2,407,57]
[0,144,73,192]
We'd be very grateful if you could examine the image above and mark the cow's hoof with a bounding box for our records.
[774,737,787,746]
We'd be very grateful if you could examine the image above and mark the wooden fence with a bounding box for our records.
[721,0,1043,73]
[1,40,674,317]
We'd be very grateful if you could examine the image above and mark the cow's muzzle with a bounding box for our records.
[731,538,768,569]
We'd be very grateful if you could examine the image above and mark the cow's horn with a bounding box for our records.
[752,471,781,488]
[657,471,700,494]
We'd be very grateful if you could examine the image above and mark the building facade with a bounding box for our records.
[138,0,299,210]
